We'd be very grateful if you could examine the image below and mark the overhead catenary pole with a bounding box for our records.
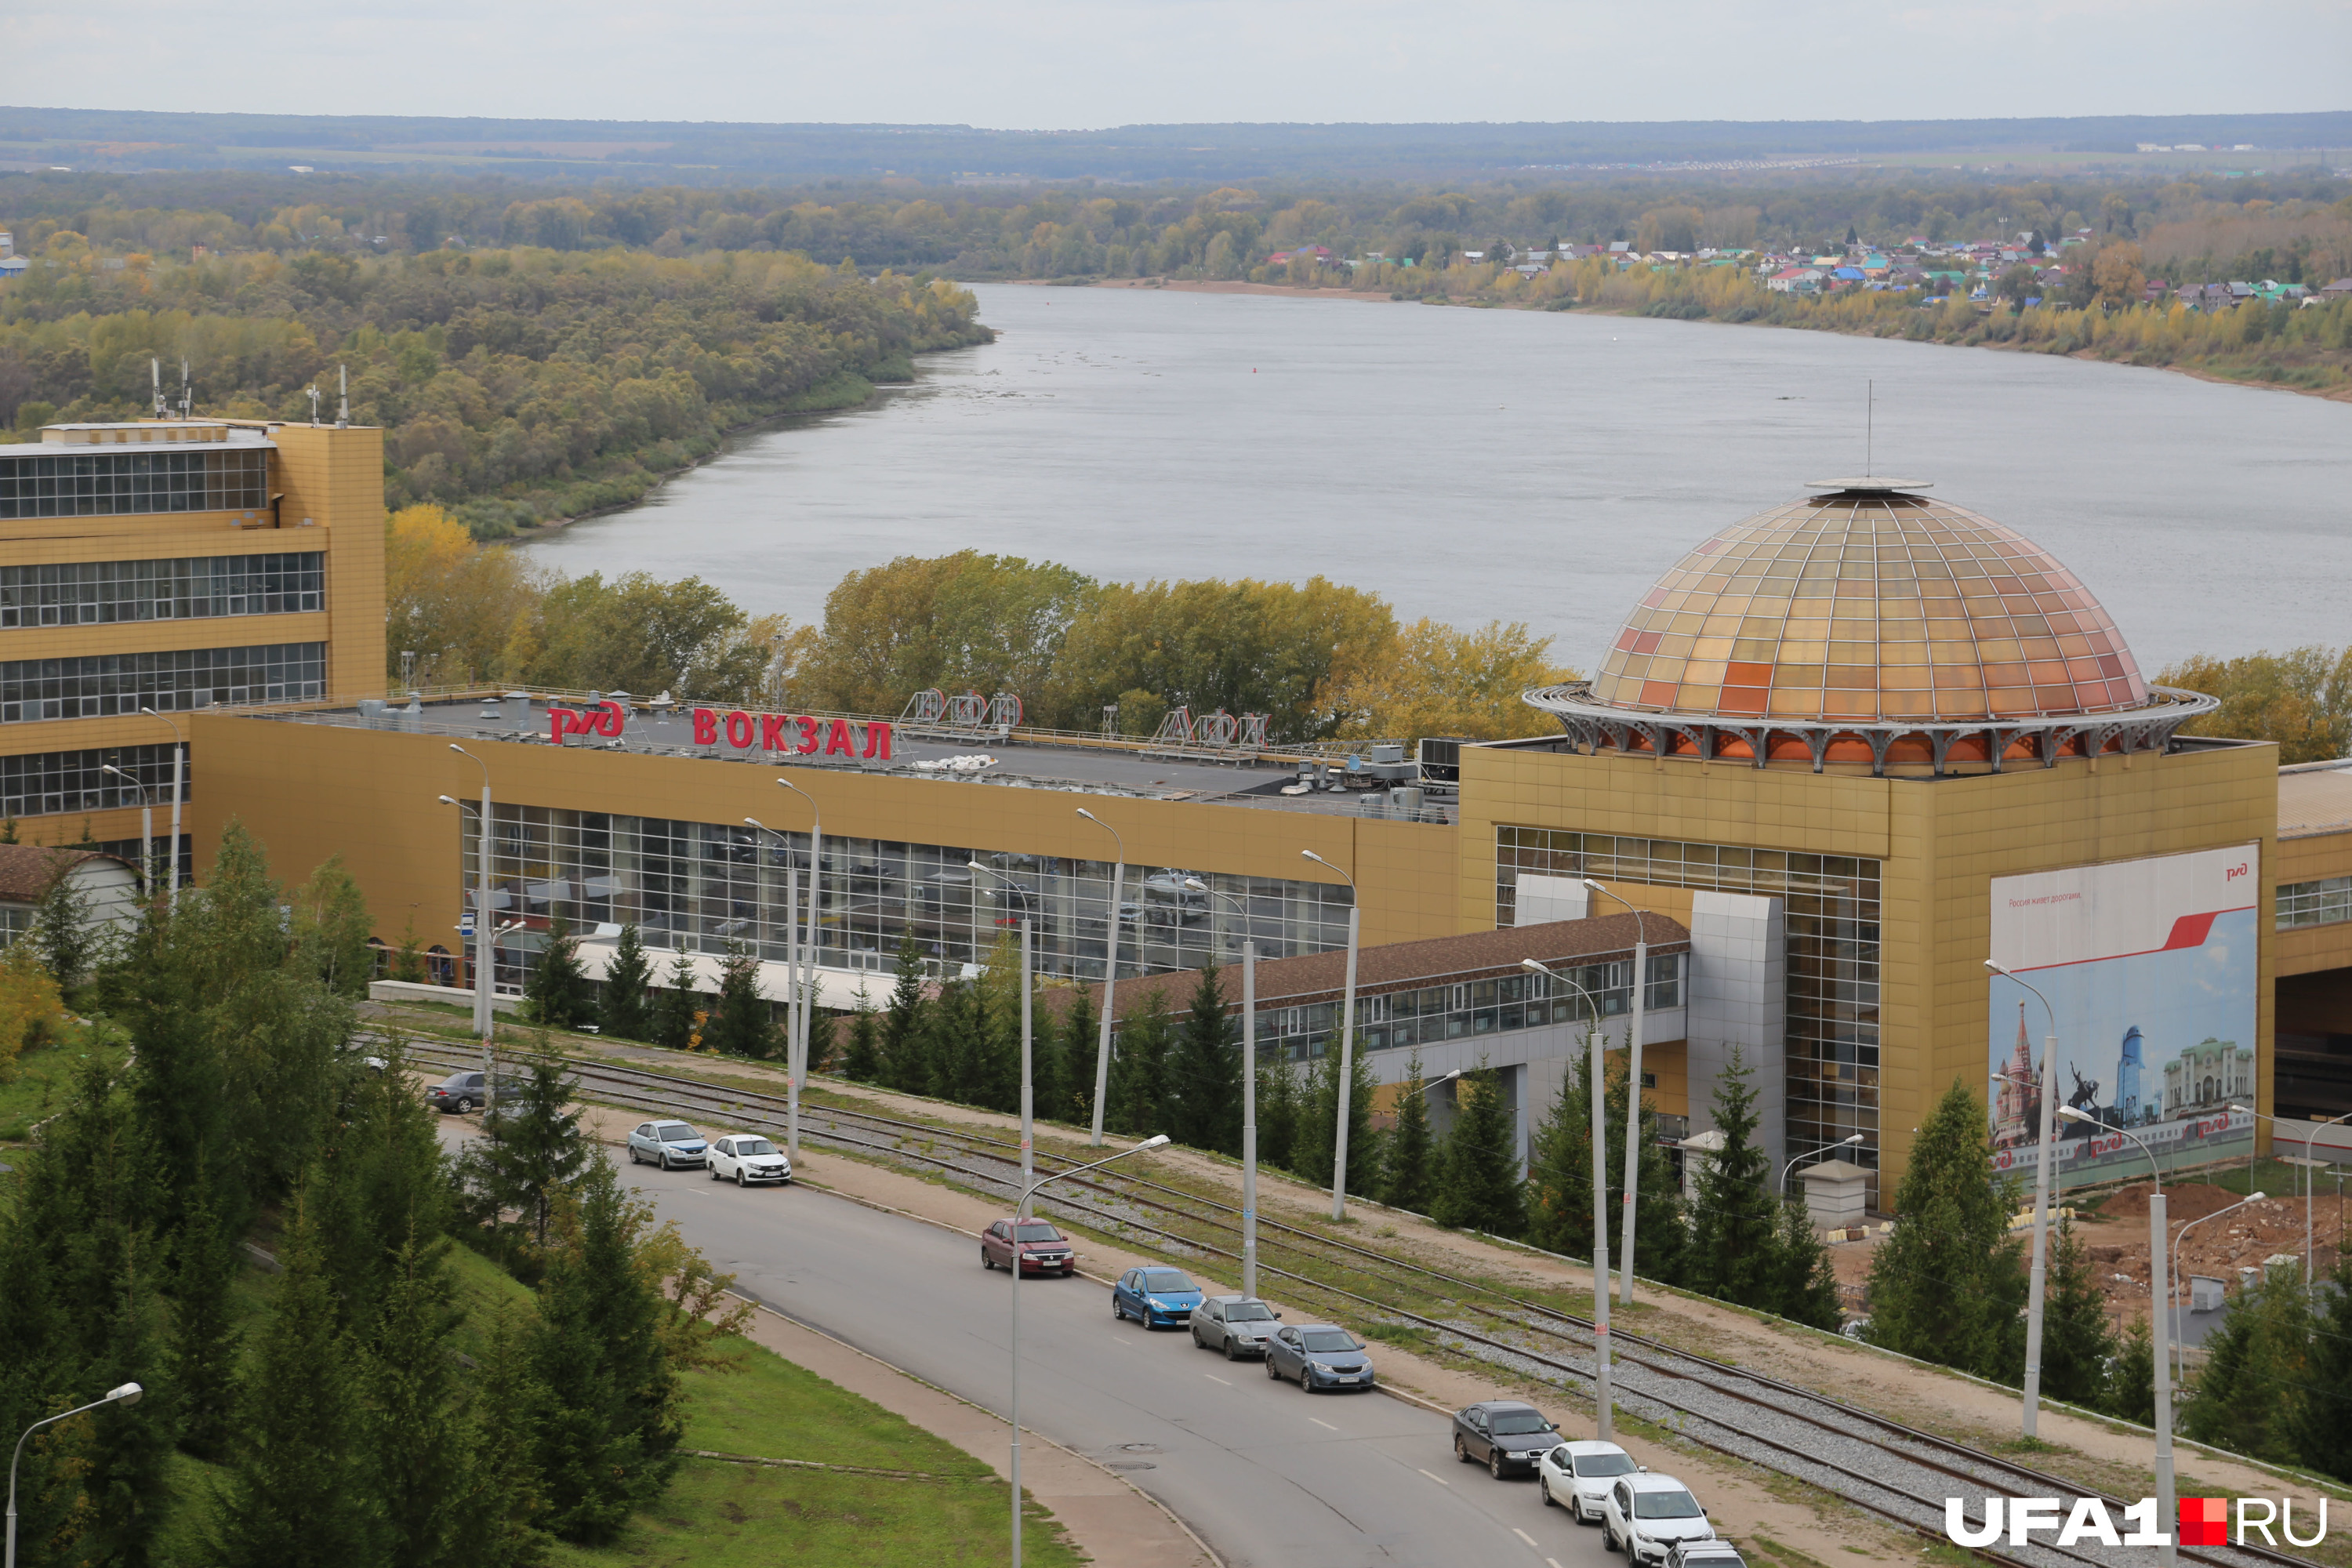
[1526,957,1613,1441]
[2068,1108,2174,1568]
[139,707,183,913]
[777,778,824,1161]
[1076,809,1125,1148]
[1189,877,1258,1297]
[1584,879,1649,1305]
[1303,850,1361,1221]
[969,861,1037,1195]
[1987,959,2062,1440]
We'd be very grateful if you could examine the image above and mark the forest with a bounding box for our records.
[0,243,989,536]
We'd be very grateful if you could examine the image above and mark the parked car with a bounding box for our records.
[1537,1438,1640,1522]
[1264,1323,1374,1392]
[981,1217,1075,1275]
[424,1070,510,1114]
[1600,1473,1713,1563]
[1189,1295,1281,1359]
[1450,1399,1559,1478]
[707,1133,790,1186]
[626,1120,709,1169]
[1666,1542,1747,1568]
[1111,1266,1204,1328]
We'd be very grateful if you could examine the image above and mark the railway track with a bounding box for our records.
[392,1034,2312,1568]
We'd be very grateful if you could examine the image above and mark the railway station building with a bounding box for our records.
[5,416,2347,1209]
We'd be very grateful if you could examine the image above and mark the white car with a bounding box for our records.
[1601,1472,1713,1563]
[708,1133,791,1186]
[1538,1438,1639,1522]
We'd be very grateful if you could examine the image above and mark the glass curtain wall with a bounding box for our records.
[1496,827,1882,1200]
[1260,951,1684,1064]
[458,801,1355,985]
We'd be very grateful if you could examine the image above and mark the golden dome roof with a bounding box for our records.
[1587,488,2147,724]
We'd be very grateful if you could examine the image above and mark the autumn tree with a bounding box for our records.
[1327,618,1577,742]
[2161,645,2352,764]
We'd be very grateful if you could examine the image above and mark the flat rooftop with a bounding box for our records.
[2278,757,2352,840]
[252,697,1454,824]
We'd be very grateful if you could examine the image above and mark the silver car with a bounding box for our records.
[626,1120,709,1170]
[1189,1295,1281,1359]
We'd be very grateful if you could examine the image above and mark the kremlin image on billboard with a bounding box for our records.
[1985,845,2259,1188]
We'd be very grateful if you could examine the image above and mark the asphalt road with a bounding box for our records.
[439,1121,1633,1568]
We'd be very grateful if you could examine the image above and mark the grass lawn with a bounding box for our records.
[550,1334,1086,1568]
[0,1020,130,1142]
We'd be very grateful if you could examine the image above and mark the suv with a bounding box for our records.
[1668,1543,1748,1568]
[1451,1399,1559,1479]
[1602,1473,1714,1563]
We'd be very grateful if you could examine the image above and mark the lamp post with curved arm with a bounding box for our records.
[139,706,183,912]
[1582,879,1650,1307]
[1301,850,1362,1221]
[9,1382,141,1568]
[2060,1105,2175,1568]
[775,778,825,1161]
[1008,1137,1168,1568]
[98,764,154,898]
[1780,1132,1867,1198]
[1986,959,2065,1439]
[2170,1191,2265,1387]
[447,743,495,1041]
[1075,809,1126,1148]
[969,860,1036,1196]
[1524,956,1616,1442]
[746,817,808,1159]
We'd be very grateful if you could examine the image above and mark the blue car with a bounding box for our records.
[1112,1266,1203,1329]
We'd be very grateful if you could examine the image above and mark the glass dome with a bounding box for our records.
[1587,488,2147,724]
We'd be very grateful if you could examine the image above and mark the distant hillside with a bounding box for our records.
[4,107,2350,183]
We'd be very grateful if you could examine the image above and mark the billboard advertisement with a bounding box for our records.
[1987,845,2259,1189]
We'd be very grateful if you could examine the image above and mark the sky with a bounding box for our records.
[7,0,2350,129]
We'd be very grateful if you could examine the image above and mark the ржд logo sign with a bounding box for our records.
[1946,1495,2328,1549]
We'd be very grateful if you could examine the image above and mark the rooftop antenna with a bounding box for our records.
[306,382,321,425]
[151,357,165,419]
[336,364,349,427]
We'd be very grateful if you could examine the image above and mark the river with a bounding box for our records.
[528,282,2352,674]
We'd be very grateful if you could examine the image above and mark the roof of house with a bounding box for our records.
[0,844,129,904]
[2278,759,2352,839]
[1076,911,1689,1023]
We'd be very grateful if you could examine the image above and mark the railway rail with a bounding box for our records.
[392,1035,2313,1568]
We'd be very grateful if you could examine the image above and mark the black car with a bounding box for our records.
[1453,1399,1560,1478]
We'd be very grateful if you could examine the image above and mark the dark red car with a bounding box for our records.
[979,1217,1076,1276]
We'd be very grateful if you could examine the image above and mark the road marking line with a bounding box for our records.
[1204,1374,1231,1386]
[1549,1559,1566,1568]
[1309,1417,1338,1431]
[1514,1528,1540,1547]
[1416,1468,1448,1486]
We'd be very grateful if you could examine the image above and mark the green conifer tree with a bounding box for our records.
[1602,1051,1690,1287]
[597,923,654,1041]
[2105,1316,2158,1425]
[1686,1048,1784,1310]
[1255,1056,1301,1176]
[463,1301,553,1566]
[841,986,884,1083]
[650,949,700,1051]
[1525,1041,1599,1258]
[209,1189,385,1568]
[292,854,376,998]
[1432,1065,1523,1236]
[879,931,931,1094]
[1864,1080,2025,1382]
[169,1162,243,1462]
[2038,1219,2120,1406]
[924,976,984,1104]
[2290,1253,2352,1479]
[1106,985,1173,1138]
[702,941,775,1058]
[390,911,429,984]
[1052,987,1099,1127]
[365,1225,470,1568]
[524,909,593,1030]
[2181,1261,2311,1463]
[1294,1036,1382,1196]
[1769,1197,1843,1330]
[464,1050,589,1250]
[1381,1051,1439,1213]
[1167,964,1241,1156]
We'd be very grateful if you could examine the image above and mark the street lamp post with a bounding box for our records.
[2060,1105,2174,1568]
[2169,1191,2265,1387]
[446,744,495,1042]
[1302,850,1362,1221]
[1583,879,1648,1308]
[1008,1136,1169,1568]
[776,779,825,1161]
[97,764,154,899]
[9,1382,141,1568]
[1986,958,2063,1440]
[2228,1102,2352,1297]
[746,817,806,1148]
[1075,809,1127,1148]
[138,707,183,913]
[1185,877,1261,1297]
[1780,1132,1867,1198]
[1524,956,1616,1442]
[969,862,1037,1195]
